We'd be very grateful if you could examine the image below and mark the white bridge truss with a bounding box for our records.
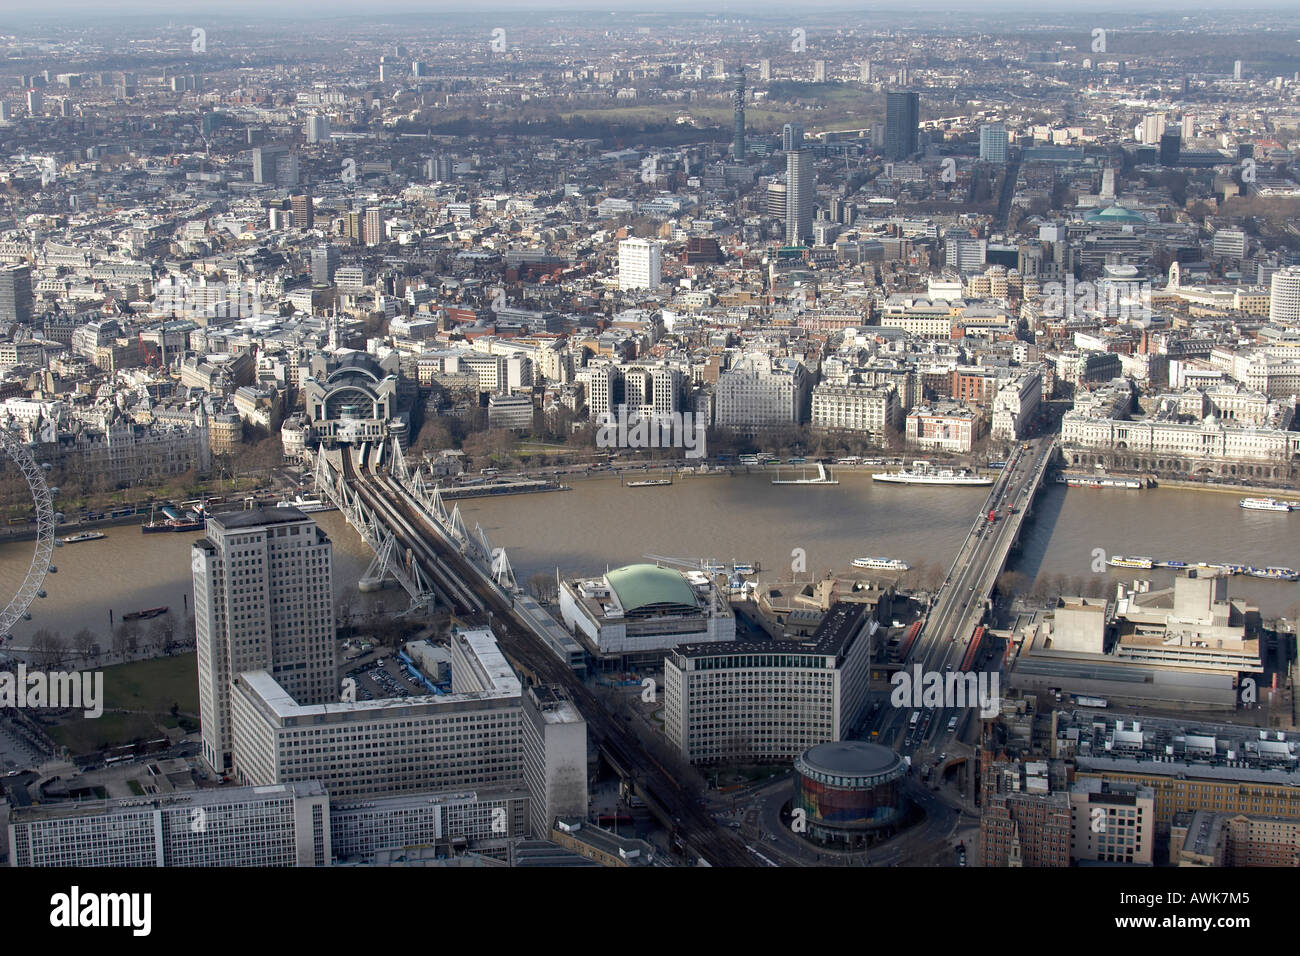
[312,438,521,612]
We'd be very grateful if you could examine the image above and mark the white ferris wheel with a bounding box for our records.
[0,425,59,643]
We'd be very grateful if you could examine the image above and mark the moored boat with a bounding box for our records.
[852,557,910,571]
[61,531,106,543]
[872,460,993,486]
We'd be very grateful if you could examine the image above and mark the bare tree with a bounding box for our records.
[113,622,140,660]
[29,629,65,668]
[148,617,173,656]
[924,563,946,592]
[995,571,1028,599]
[72,627,98,664]
[528,572,557,604]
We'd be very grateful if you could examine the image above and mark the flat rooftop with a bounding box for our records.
[676,601,870,661]
[10,780,326,822]
[207,506,311,530]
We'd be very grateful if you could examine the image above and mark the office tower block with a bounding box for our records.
[1159,131,1181,167]
[0,101,10,124]
[252,145,289,184]
[0,264,34,325]
[1270,267,1300,323]
[364,207,385,246]
[193,507,336,774]
[785,149,815,245]
[860,60,871,83]
[311,244,340,285]
[343,211,362,244]
[618,237,662,290]
[305,114,330,143]
[783,122,804,152]
[291,192,314,230]
[980,124,1009,163]
[522,685,588,837]
[276,151,299,188]
[1234,60,1242,81]
[759,59,771,82]
[813,60,826,83]
[884,91,920,161]
[766,181,787,219]
[26,89,43,115]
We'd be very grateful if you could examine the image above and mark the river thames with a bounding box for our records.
[1,473,1296,646]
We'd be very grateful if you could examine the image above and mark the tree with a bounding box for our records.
[113,621,141,660]
[414,418,454,454]
[148,616,174,656]
[528,572,558,605]
[995,571,1028,599]
[72,627,98,664]
[29,629,65,668]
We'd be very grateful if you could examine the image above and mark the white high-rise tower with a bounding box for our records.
[618,238,662,291]
[193,507,336,773]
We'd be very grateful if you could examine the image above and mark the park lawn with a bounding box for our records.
[48,712,162,755]
[96,652,199,715]
[45,653,199,756]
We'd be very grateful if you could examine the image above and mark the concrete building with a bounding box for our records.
[618,238,662,291]
[229,627,523,800]
[311,244,340,285]
[1069,779,1155,864]
[0,264,34,324]
[782,122,804,152]
[785,150,815,245]
[979,124,1009,163]
[663,602,876,765]
[8,781,330,867]
[487,393,534,430]
[521,685,588,837]
[330,788,529,862]
[1269,266,1300,324]
[559,563,735,666]
[193,507,336,774]
[1059,712,1300,831]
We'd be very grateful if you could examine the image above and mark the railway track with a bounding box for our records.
[340,446,757,867]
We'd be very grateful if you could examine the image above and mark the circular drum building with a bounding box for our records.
[793,741,907,846]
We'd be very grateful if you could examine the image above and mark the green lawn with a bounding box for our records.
[45,653,199,756]
[96,653,199,715]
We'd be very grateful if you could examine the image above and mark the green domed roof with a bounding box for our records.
[1085,204,1146,224]
[606,563,699,614]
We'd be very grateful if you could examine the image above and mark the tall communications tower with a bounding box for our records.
[732,63,746,161]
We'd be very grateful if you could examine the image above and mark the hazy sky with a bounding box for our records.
[0,0,1297,15]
